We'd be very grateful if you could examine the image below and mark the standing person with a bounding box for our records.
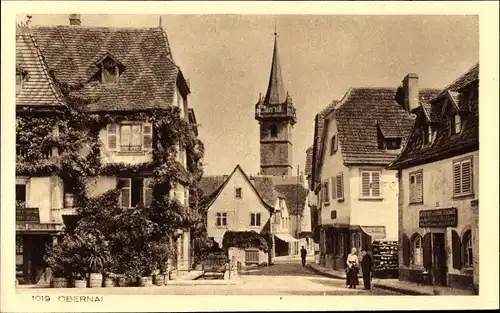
[300,246,307,267]
[346,247,359,288]
[361,247,373,290]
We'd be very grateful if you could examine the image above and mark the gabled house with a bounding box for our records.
[199,165,284,263]
[274,183,312,255]
[15,15,199,284]
[389,63,479,292]
[310,77,440,271]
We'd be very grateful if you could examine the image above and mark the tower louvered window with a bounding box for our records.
[453,157,473,196]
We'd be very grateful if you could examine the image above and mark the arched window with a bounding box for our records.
[463,231,473,268]
[412,235,423,265]
[270,124,278,138]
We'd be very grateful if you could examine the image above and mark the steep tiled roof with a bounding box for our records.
[28,25,183,112]
[305,146,313,177]
[274,184,308,215]
[390,64,479,169]
[201,165,283,211]
[16,26,64,106]
[334,87,440,165]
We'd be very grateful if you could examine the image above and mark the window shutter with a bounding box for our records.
[143,123,153,150]
[336,174,344,200]
[422,233,432,269]
[107,124,118,151]
[453,162,461,195]
[361,172,370,197]
[250,213,255,226]
[334,135,338,151]
[451,230,462,270]
[415,173,422,203]
[371,172,380,197]
[402,233,410,266]
[144,178,153,206]
[331,177,336,200]
[257,213,261,226]
[409,174,416,203]
[325,181,329,202]
[461,160,472,195]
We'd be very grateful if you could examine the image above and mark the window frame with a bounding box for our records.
[235,187,242,199]
[118,177,150,208]
[453,156,474,198]
[270,124,278,138]
[360,170,382,199]
[330,135,338,155]
[411,235,423,265]
[250,212,262,227]
[463,231,473,268]
[107,122,153,153]
[323,180,330,205]
[216,212,228,227]
[409,169,423,204]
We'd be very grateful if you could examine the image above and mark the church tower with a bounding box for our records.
[255,31,297,176]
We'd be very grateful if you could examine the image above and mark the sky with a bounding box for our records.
[17,14,479,176]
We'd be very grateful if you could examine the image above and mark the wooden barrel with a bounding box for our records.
[153,274,165,286]
[139,276,153,287]
[88,273,102,288]
[51,277,68,288]
[74,279,87,288]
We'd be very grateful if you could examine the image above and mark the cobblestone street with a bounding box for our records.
[18,257,402,295]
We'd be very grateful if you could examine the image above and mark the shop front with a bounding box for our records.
[274,232,299,257]
[400,206,476,291]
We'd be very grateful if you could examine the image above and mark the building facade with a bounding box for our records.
[389,63,479,292]
[311,78,440,270]
[15,15,197,284]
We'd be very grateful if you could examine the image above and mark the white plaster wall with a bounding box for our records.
[207,169,270,243]
[349,167,399,240]
[27,177,52,223]
[400,150,479,275]
[86,176,117,197]
[318,117,351,225]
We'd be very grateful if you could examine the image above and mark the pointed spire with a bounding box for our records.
[264,26,286,105]
[159,15,162,28]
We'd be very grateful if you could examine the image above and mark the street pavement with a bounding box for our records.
[18,256,402,295]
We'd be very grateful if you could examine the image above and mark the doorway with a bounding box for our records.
[432,233,447,286]
[22,235,51,284]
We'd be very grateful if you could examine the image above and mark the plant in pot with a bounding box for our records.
[86,253,105,288]
[44,235,75,288]
[152,241,170,286]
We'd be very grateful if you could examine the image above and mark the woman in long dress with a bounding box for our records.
[346,248,360,288]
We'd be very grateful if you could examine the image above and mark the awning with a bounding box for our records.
[360,226,386,239]
[275,233,299,242]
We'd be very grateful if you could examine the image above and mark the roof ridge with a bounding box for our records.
[26,28,64,105]
[32,25,163,31]
[442,62,479,91]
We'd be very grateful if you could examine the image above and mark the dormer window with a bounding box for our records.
[385,138,401,150]
[422,124,434,146]
[377,123,401,150]
[450,114,462,135]
[96,53,124,84]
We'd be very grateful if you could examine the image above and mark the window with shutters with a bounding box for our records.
[409,170,423,204]
[453,157,473,197]
[331,176,337,200]
[335,173,344,200]
[411,235,423,265]
[462,231,473,268]
[360,171,381,198]
[118,177,152,208]
[107,123,153,153]
[250,213,261,227]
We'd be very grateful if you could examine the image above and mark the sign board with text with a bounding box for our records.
[419,208,458,228]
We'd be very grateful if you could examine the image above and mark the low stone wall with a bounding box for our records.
[228,247,268,267]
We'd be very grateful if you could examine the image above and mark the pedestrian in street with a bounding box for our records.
[300,245,307,267]
[361,247,373,290]
[346,247,359,289]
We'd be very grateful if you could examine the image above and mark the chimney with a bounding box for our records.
[222,175,228,181]
[249,176,255,186]
[69,14,81,26]
[402,73,419,112]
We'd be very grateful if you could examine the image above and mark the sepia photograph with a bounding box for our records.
[1,1,499,312]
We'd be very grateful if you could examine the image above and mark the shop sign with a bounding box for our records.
[16,222,63,232]
[419,208,458,228]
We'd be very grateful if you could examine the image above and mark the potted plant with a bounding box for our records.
[50,265,69,288]
[64,192,74,208]
[44,235,75,288]
[152,241,170,286]
[86,254,104,288]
